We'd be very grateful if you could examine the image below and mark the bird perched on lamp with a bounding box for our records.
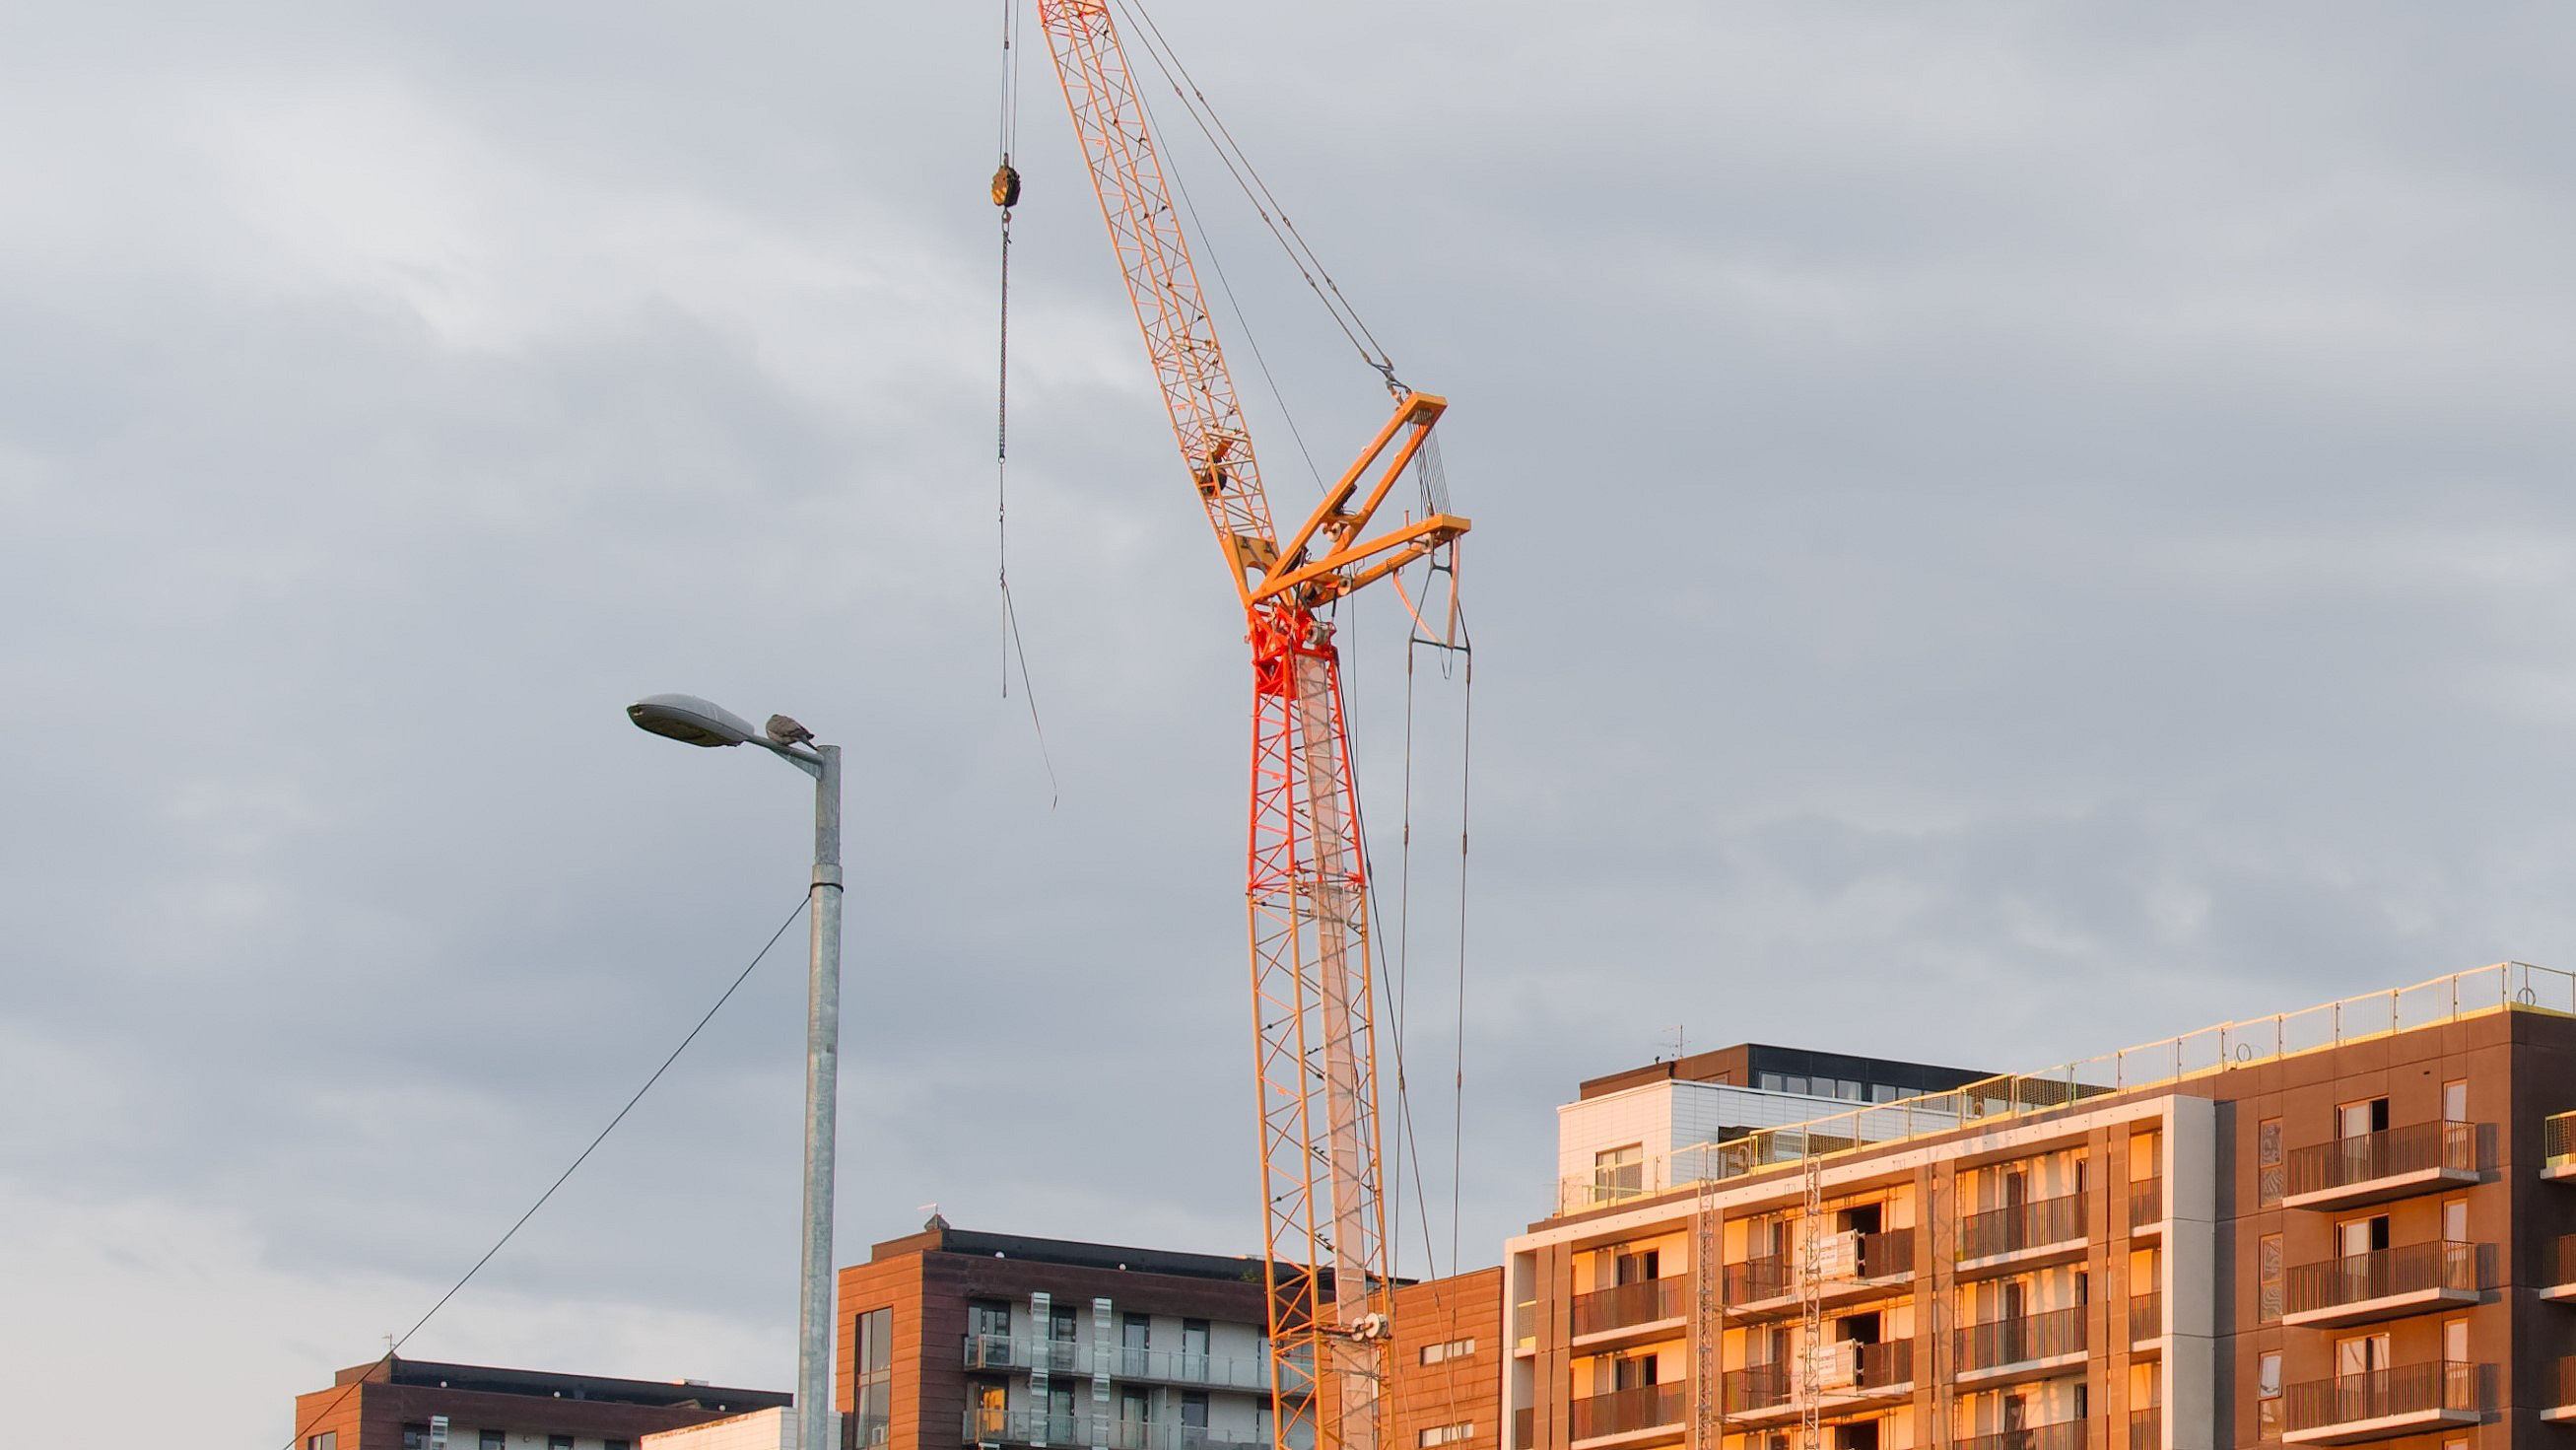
[766,714,816,747]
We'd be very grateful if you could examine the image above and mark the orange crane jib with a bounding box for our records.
[1034,6,1468,1450]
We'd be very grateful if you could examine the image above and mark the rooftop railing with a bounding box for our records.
[960,1336,1299,1394]
[1564,961,2569,1210]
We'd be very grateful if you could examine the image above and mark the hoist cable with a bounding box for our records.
[1112,0,1401,389]
[994,0,1057,805]
[1137,85,1327,495]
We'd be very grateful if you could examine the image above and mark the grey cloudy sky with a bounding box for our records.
[9,2,2576,1443]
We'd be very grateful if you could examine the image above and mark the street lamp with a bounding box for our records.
[628,692,842,1450]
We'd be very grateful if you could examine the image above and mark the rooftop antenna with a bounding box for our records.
[1658,1025,1686,1063]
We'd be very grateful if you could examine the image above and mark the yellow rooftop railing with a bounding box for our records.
[1565,960,2568,1212]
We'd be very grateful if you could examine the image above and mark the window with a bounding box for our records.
[2258,1117,2283,1207]
[2257,1351,2281,1441]
[855,1306,894,1445]
[1122,1312,1152,1375]
[1182,1319,1211,1378]
[1593,1144,1643,1196]
[2443,1197,2469,1243]
[1121,1389,1152,1425]
[480,1435,503,1450]
[1182,1392,1210,1429]
[2337,1214,2390,1258]
[402,1429,429,1450]
[1051,1303,1078,1343]
[1420,1424,1475,1447]
[549,1439,574,1450]
[307,1437,337,1450]
[1421,1337,1477,1364]
[1049,1386,1080,1443]
[1612,1353,1658,1390]
[2339,1097,2390,1138]
[2443,1078,2468,1122]
[2443,1317,2468,1365]
[971,1298,1013,1342]
[2258,1233,2283,1324]
[1614,1248,1659,1284]
[2335,1331,2391,1380]
[606,1442,632,1450]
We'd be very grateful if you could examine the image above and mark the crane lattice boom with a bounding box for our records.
[1034,8,1470,1450]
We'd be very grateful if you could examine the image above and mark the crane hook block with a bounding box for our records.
[990,163,1023,209]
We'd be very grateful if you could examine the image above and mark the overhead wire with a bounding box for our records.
[279,893,814,1450]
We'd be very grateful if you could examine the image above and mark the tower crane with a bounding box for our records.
[1030,9,1470,1450]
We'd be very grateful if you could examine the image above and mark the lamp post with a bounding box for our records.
[628,693,842,1450]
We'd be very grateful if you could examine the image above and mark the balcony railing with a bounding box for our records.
[962,1413,1265,1450]
[2282,1241,2485,1318]
[1721,1366,1790,1415]
[2128,1408,2159,1450]
[2284,1361,2488,1435]
[2129,1177,2163,1228]
[2129,1291,2161,1342]
[1571,1277,1688,1338]
[960,1337,1296,1394]
[1955,1304,2086,1373]
[1857,1339,1914,1388]
[2282,1121,2482,1203]
[1570,1383,1685,1441]
[1846,1227,1915,1281]
[1958,1192,2087,1261]
[2549,1110,2576,1172]
[1724,1256,1791,1304]
[1955,1422,2083,1450]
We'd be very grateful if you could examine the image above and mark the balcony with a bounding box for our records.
[1955,1422,2083,1450]
[1722,1256,1792,1313]
[2129,1291,2162,1345]
[2128,1408,2159,1450]
[959,1337,1291,1395]
[2548,1110,2576,1180]
[1719,1342,1914,1426]
[2547,1234,2576,1301]
[1957,1193,2087,1276]
[1569,1383,1685,1447]
[2545,1355,2576,1422]
[1571,1277,1687,1346]
[2281,1122,2484,1210]
[961,1412,1265,1450]
[2281,1242,2487,1328]
[1954,1305,2086,1384]
[2128,1177,2163,1234]
[2282,1361,2489,1445]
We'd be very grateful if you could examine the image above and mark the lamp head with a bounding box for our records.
[628,694,760,748]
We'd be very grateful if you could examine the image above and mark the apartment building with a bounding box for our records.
[1389,1267,1507,1450]
[1504,961,2576,1450]
[837,1223,1316,1450]
[289,1357,789,1450]
[836,1223,1506,1450]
